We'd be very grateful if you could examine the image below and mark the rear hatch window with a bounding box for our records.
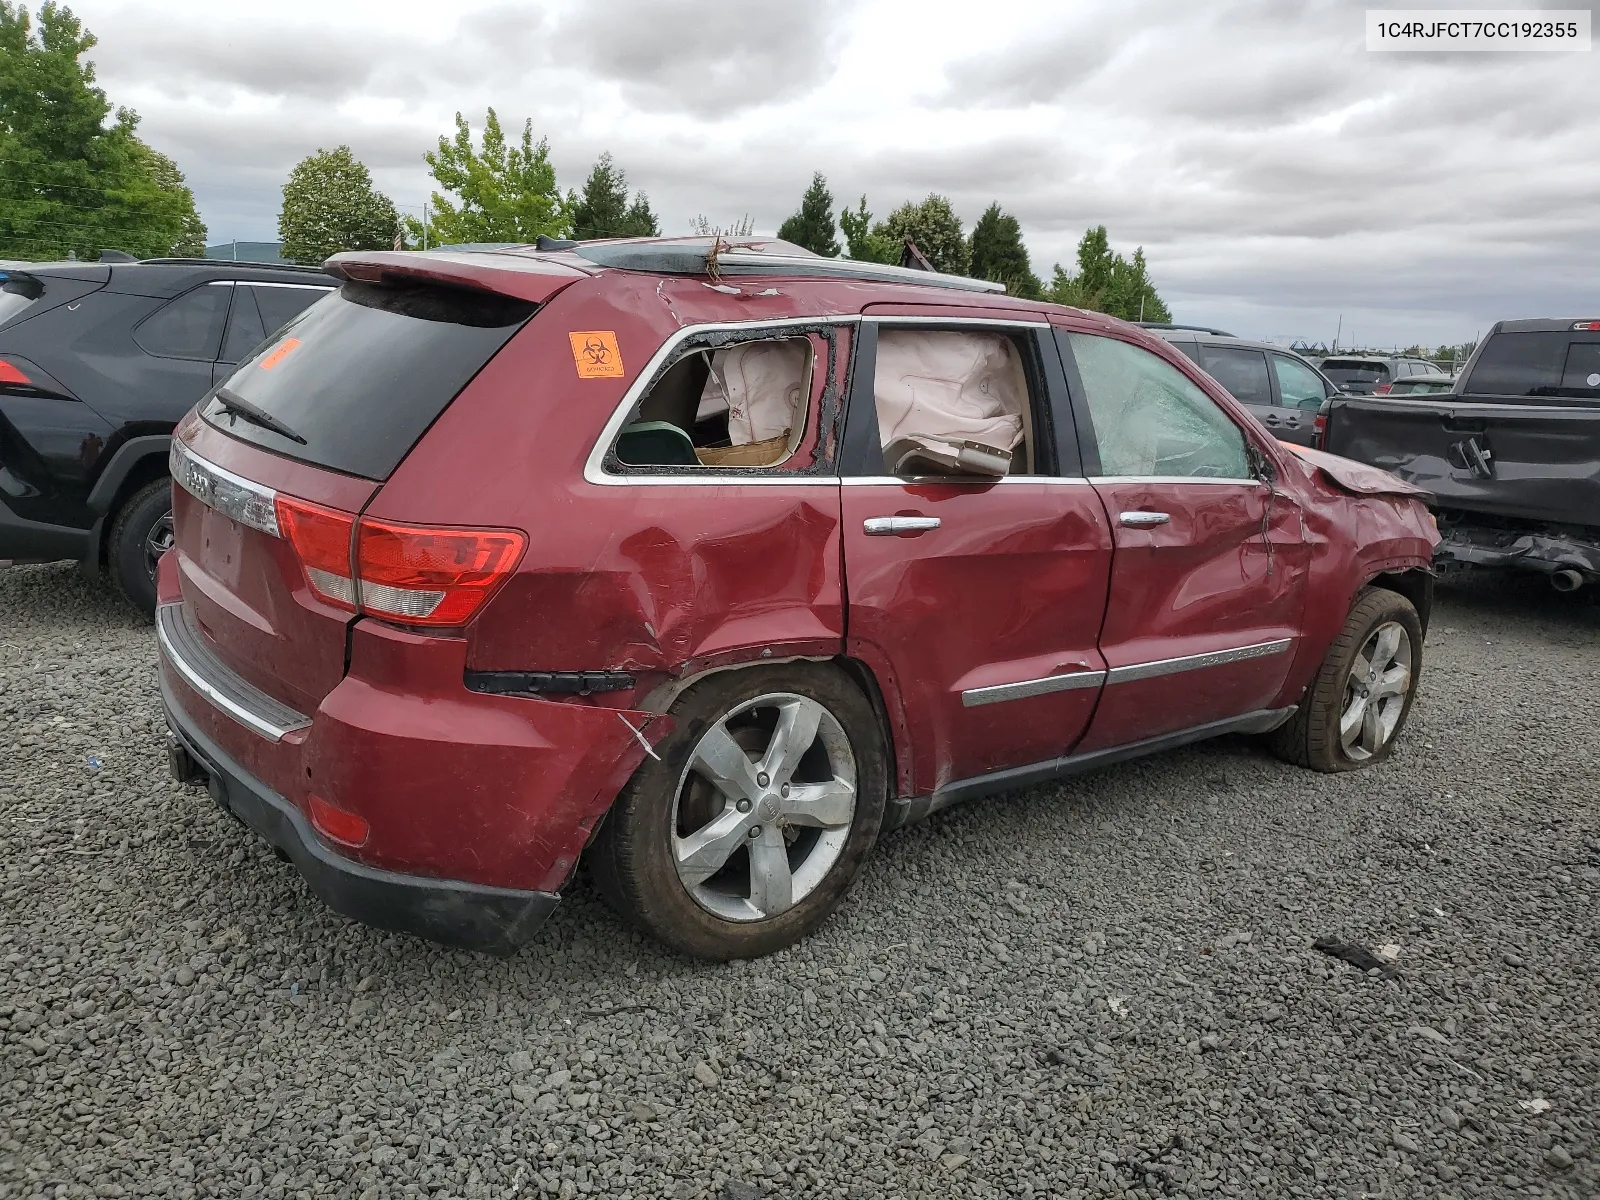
[1465,332,1600,399]
[200,281,536,479]
[1321,359,1390,387]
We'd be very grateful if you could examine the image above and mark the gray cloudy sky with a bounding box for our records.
[81,0,1600,346]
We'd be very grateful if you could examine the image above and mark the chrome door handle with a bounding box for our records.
[1119,511,1170,527]
[863,516,941,535]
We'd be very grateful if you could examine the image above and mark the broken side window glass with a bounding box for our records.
[612,335,816,469]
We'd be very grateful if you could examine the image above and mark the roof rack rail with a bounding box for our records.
[139,257,330,271]
[1137,321,1237,336]
[570,238,1005,294]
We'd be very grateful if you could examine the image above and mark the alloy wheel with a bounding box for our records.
[1339,620,1413,761]
[143,510,174,583]
[671,693,857,922]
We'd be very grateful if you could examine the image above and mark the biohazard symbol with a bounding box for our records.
[569,330,625,379]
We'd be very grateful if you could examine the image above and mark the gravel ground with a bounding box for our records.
[2,562,1597,1200]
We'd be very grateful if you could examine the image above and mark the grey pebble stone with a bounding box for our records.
[4,563,1596,1200]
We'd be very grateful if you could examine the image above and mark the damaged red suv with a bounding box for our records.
[156,238,1438,959]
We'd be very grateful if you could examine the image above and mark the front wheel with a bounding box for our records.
[590,664,888,959]
[1268,587,1423,772]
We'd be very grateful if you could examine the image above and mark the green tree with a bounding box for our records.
[568,152,659,239]
[875,194,968,275]
[136,143,205,256]
[688,214,753,237]
[968,202,1041,298]
[839,196,898,264]
[407,109,568,247]
[0,2,205,260]
[1046,225,1169,322]
[776,172,840,257]
[620,193,660,237]
[277,146,398,265]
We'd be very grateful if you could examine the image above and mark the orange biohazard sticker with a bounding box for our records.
[569,331,625,379]
[259,337,301,371]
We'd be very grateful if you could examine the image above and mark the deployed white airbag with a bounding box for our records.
[874,331,1025,453]
[695,339,810,445]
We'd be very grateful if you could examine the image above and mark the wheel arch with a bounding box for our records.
[636,653,905,801]
[1365,567,1434,636]
[85,435,172,573]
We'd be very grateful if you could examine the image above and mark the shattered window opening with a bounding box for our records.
[609,332,823,472]
[871,330,1039,478]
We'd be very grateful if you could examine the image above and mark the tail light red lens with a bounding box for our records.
[309,794,369,847]
[1313,413,1327,448]
[355,518,526,626]
[0,359,31,385]
[275,496,357,610]
[1374,383,1391,395]
[274,495,525,626]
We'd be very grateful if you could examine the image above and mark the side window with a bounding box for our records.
[1562,342,1600,394]
[1168,339,1203,365]
[1195,345,1273,407]
[609,333,820,470]
[872,329,1036,476]
[219,286,266,364]
[1067,332,1252,480]
[1272,354,1328,409]
[134,283,231,360]
[253,285,333,336]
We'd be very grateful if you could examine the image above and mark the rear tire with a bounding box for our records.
[1268,587,1423,772]
[590,663,888,960]
[108,480,173,619]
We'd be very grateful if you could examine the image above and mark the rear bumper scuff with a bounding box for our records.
[162,676,559,955]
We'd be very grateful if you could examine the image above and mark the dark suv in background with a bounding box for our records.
[1319,354,1442,395]
[0,258,334,612]
[1148,329,1338,446]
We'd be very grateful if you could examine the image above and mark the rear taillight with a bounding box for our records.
[355,518,526,626]
[275,494,524,627]
[275,496,357,610]
[1373,383,1391,395]
[0,358,31,385]
[1573,321,1600,331]
[1313,413,1327,448]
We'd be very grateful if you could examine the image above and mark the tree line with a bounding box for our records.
[3,2,1171,324]
[277,125,1171,324]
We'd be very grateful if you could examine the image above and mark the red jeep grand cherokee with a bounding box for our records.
[156,238,1438,960]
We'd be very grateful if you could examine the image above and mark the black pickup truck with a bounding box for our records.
[1321,317,1600,590]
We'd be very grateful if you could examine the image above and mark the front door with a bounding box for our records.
[1056,327,1309,752]
[839,320,1113,796]
[1268,352,1329,447]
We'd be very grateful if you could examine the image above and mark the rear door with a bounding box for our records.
[213,281,335,383]
[171,279,545,714]
[839,317,1113,793]
[1194,343,1287,436]
[1056,326,1308,751]
[131,281,233,419]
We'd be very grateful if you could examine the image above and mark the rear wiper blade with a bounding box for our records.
[211,387,306,445]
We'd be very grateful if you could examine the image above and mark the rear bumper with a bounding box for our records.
[162,676,559,955]
[1437,520,1600,578]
